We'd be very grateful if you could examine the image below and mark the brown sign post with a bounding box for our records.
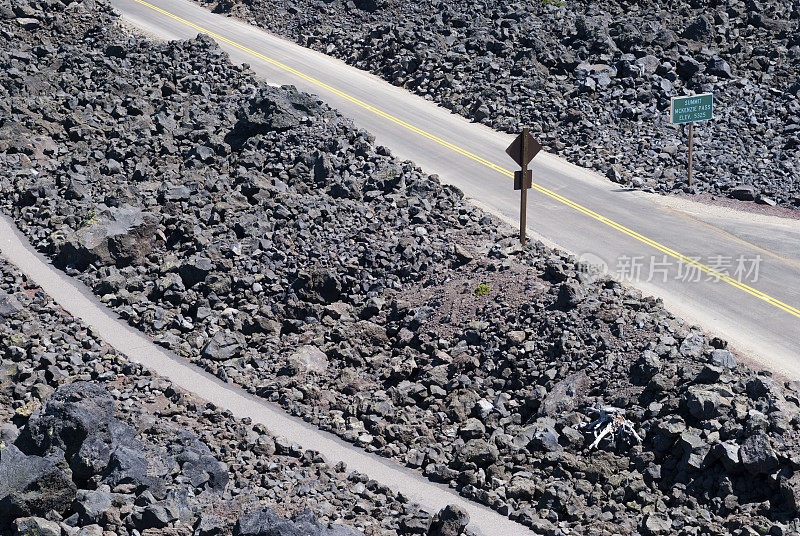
[506,128,541,245]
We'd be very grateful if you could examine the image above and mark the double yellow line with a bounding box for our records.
[130,0,800,321]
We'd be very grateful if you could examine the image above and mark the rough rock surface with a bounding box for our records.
[199,0,800,207]
[2,0,800,534]
[0,258,446,535]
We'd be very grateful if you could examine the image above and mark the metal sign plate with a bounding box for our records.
[671,93,714,124]
[514,170,532,190]
[506,132,542,167]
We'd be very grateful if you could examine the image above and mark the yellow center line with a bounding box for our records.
[130,0,800,321]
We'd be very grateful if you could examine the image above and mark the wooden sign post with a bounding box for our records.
[506,128,542,245]
[670,93,714,187]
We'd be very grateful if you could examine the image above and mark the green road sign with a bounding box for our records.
[670,93,714,124]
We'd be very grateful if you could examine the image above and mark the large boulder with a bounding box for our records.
[428,505,469,536]
[234,506,364,536]
[16,382,166,496]
[740,432,779,475]
[539,371,588,416]
[225,86,323,150]
[56,206,158,269]
[16,382,116,459]
[0,444,77,526]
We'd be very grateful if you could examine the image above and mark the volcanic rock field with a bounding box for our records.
[2,0,800,535]
[0,257,450,535]
[199,0,800,206]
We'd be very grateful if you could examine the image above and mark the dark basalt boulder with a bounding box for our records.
[225,86,323,150]
[15,382,116,459]
[235,506,365,536]
[0,444,77,527]
[55,206,158,269]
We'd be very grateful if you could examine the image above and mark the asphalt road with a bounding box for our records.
[0,213,532,536]
[112,0,800,377]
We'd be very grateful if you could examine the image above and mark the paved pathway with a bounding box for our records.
[0,214,532,536]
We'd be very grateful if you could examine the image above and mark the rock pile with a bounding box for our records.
[200,0,800,206]
[0,258,452,535]
[2,0,800,534]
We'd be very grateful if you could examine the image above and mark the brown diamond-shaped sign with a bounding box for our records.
[506,131,542,167]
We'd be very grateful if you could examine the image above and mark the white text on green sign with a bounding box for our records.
[671,93,714,124]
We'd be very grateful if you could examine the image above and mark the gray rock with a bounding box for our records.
[740,432,778,475]
[685,387,725,420]
[539,371,588,416]
[13,516,61,536]
[195,513,228,536]
[76,526,103,536]
[201,331,242,361]
[226,86,323,149]
[178,256,214,288]
[730,184,757,201]
[458,418,485,440]
[460,439,498,467]
[428,504,469,536]
[712,441,740,472]
[15,17,40,29]
[679,333,704,358]
[288,345,328,374]
[234,506,360,536]
[56,207,158,269]
[676,55,704,80]
[677,431,709,470]
[104,443,166,499]
[0,423,19,445]
[173,430,229,492]
[707,57,733,78]
[0,292,23,317]
[683,15,714,42]
[75,489,112,524]
[530,424,560,453]
[710,349,736,369]
[16,382,115,457]
[642,513,672,535]
[631,351,661,385]
[779,472,800,512]
[506,475,537,501]
[0,445,77,525]
[556,280,585,308]
[138,500,180,529]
